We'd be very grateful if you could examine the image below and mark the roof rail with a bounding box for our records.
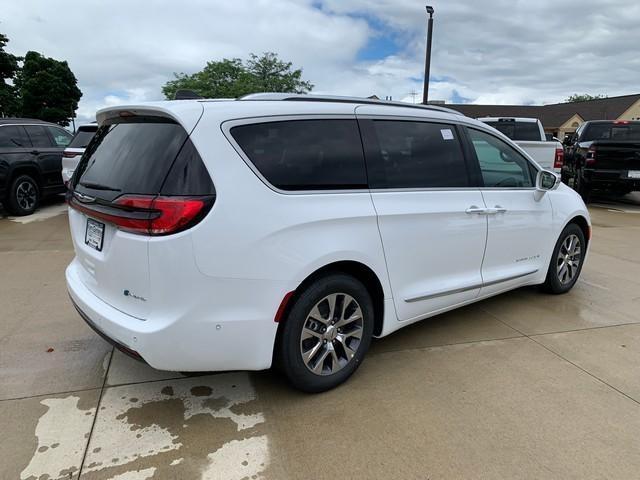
[237,93,463,116]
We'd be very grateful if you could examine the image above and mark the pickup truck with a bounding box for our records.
[478,117,564,173]
[562,120,640,199]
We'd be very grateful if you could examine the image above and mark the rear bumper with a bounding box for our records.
[66,258,280,372]
[585,169,640,190]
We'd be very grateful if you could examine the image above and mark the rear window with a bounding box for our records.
[68,128,97,148]
[74,117,213,201]
[484,121,540,141]
[582,123,640,141]
[230,119,367,190]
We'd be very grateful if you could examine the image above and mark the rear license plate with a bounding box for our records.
[628,170,640,179]
[85,218,105,251]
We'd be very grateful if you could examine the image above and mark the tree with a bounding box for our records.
[565,93,608,103]
[14,51,82,126]
[162,52,313,100]
[0,33,20,117]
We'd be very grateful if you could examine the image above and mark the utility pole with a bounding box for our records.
[422,6,435,104]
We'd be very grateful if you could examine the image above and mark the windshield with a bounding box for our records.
[582,123,640,141]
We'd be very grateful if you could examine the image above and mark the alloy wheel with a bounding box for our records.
[16,181,37,211]
[556,234,581,285]
[299,293,364,376]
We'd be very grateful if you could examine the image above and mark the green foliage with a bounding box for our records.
[565,93,608,103]
[14,51,82,126]
[0,33,21,117]
[162,52,313,100]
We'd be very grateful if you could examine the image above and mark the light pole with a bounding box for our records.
[422,6,435,104]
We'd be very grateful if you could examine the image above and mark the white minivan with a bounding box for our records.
[66,94,590,392]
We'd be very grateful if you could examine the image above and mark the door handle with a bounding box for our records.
[30,150,40,155]
[465,206,487,214]
[492,205,507,213]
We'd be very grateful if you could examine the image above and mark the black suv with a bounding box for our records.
[0,119,72,215]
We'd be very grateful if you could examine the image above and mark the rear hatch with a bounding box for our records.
[67,110,214,319]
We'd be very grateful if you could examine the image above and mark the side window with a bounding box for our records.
[47,126,72,147]
[367,120,469,188]
[25,126,54,148]
[468,128,534,188]
[230,119,367,190]
[0,126,31,148]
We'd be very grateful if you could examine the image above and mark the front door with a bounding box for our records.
[465,127,553,296]
[358,115,487,322]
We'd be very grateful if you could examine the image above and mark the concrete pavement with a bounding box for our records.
[1,194,640,479]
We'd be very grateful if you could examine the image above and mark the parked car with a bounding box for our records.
[478,117,564,173]
[562,120,640,199]
[0,118,72,215]
[66,94,590,392]
[62,124,98,185]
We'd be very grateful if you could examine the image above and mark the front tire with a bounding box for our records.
[278,274,374,393]
[6,174,40,216]
[542,223,586,294]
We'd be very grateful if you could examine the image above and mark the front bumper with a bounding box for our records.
[66,259,280,372]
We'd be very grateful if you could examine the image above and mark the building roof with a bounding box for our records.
[446,93,640,129]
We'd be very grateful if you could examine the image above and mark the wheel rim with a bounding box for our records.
[300,293,364,376]
[16,181,36,211]
[556,234,582,285]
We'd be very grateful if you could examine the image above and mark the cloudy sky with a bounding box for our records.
[3,0,640,125]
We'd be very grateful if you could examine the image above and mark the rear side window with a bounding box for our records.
[74,118,195,201]
[364,120,469,188]
[46,126,72,147]
[230,119,367,190]
[68,128,97,148]
[0,126,31,148]
[25,125,54,148]
[484,121,540,141]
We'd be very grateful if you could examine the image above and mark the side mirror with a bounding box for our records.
[536,170,560,191]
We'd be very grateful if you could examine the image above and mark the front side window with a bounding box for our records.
[468,128,534,188]
[230,119,367,191]
[366,120,469,188]
[0,126,31,148]
[25,125,54,148]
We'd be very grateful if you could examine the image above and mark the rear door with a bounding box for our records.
[358,114,487,322]
[68,116,196,319]
[465,127,553,295]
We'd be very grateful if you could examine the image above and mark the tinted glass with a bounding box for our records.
[0,126,31,148]
[161,138,215,195]
[484,121,540,141]
[369,120,469,188]
[68,129,96,148]
[468,128,534,188]
[47,126,72,147]
[74,118,188,200]
[582,123,640,141]
[230,120,367,190]
[25,125,54,148]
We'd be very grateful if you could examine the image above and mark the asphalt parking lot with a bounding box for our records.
[2,193,640,480]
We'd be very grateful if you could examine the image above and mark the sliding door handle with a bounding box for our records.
[465,206,486,214]
[492,205,507,213]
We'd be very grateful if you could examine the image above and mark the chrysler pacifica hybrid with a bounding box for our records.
[66,94,590,392]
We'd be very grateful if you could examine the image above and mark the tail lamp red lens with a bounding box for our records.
[63,151,80,158]
[69,194,212,236]
[553,147,564,169]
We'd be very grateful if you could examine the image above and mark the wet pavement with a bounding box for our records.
[1,193,640,479]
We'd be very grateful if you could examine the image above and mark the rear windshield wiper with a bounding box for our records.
[79,181,121,192]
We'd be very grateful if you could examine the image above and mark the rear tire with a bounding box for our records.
[6,174,40,216]
[542,223,585,294]
[278,274,374,393]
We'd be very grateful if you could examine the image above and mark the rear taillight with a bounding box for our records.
[68,194,213,236]
[553,147,564,169]
[586,145,597,166]
[63,151,79,158]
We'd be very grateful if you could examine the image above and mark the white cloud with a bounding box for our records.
[2,0,639,125]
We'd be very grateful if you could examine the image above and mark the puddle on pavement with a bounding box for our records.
[20,372,270,480]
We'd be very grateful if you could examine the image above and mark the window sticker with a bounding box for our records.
[441,128,454,140]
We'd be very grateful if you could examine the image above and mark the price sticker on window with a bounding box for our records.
[440,129,454,140]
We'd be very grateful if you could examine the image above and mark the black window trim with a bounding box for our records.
[222,114,372,195]
[358,116,478,191]
[463,125,540,191]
